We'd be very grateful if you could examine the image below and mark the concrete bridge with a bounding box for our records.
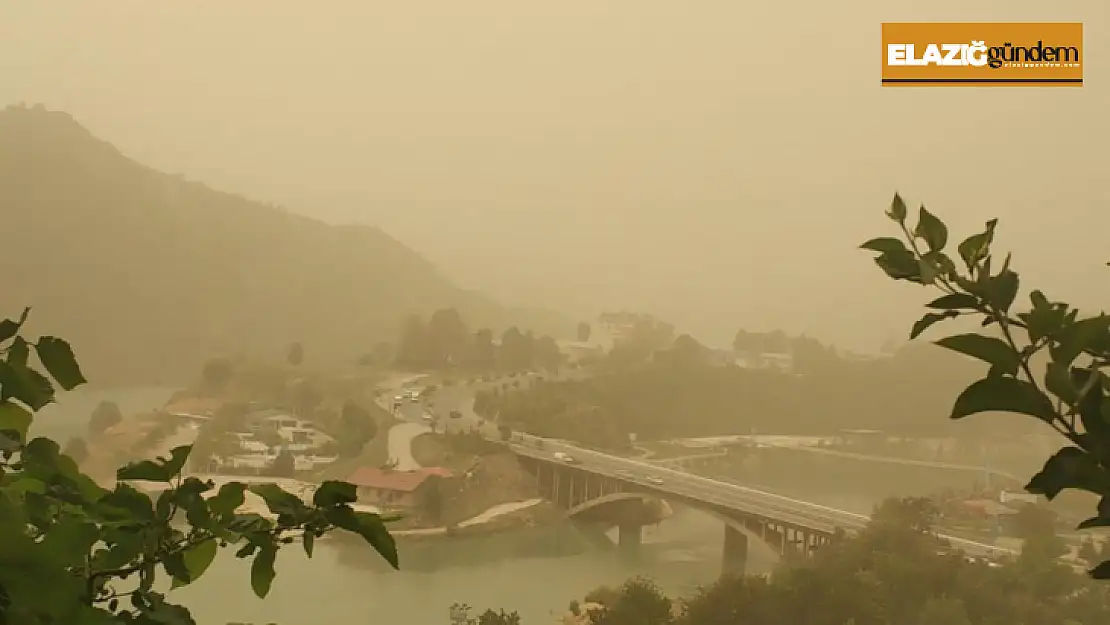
[511,440,1013,577]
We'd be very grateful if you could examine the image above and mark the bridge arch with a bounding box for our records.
[564,489,790,570]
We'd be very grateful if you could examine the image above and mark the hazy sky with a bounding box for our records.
[2,1,1107,350]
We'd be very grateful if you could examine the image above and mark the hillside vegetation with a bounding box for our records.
[0,105,569,384]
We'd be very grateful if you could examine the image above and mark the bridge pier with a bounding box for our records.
[617,522,642,556]
[721,524,748,578]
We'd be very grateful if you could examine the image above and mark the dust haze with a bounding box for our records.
[4,0,1106,349]
[3,2,1110,625]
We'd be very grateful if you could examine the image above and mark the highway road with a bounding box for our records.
[410,377,1018,559]
[510,437,1017,559]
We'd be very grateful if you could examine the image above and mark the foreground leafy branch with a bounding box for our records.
[862,194,1110,578]
[0,308,398,625]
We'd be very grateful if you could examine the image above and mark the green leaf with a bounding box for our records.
[859,238,908,255]
[1074,369,1110,444]
[97,483,156,521]
[162,445,192,477]
[1044,362,1077,406]
[1053,315,1110,366]
[0,307,31,343]
[117,460,172,482]
[925,293,980,311]
[934,334,1020,377]
[0,361,55,411]
[1076,516,1110,530]
[1025,446,1110,499]
[950,376,1056,422]
[34,337,87,391]
[116,446,191,483]
[181,538,218,585]
[313,480,357,508]
[874,249,921,282]
[910,312,958,340]
[957,219,997,272]
[0,400,33,439]
[914,205,948,252]
[250,483,309,519]
[208,482,247,519]
[887,193,907,222]
[7,336,30,367]
[326,506,398,569]
[250,543,278,598]
[983,270,1019,313]
[917,258,938,285]
[1089,560,1110,579]
[39,515,101,566]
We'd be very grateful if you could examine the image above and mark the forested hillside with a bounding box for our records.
[0,105,569,384]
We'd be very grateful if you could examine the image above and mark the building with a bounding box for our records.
[345,466,453,508]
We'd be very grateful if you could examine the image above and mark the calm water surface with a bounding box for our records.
[174,508,778,625]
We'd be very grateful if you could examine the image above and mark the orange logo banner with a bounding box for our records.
[881,23,1083,87]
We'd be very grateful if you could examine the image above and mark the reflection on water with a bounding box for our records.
[175,507,774,625]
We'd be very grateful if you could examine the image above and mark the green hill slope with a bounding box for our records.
[0,104,569,384]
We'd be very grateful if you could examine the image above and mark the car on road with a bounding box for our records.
[449,410,462,419]
[553,452,578,464]
[421,414,434,422]
[646,476,664,485]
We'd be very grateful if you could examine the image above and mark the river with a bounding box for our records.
[27,387,867,625]
[174,505,780,625]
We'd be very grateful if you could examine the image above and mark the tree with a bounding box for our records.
[427,308,469,367]
[63,436,89,464]
[287,341,304,366]
[0,308,399,623]
[290,379,324,417]
[337,400,378,458]
[469,328,497,370]
[270,448,296,477]
[396,314,432,369]
[476,608,521,625]
[863,192,1110,578]
[587,577,674,625]
[88,399,123,435]
[419,475,444,525]
[200,357,235,393]
[499,327,533,371]
[534,335,563,372]
[577,321,592,343]
[871,496,938,533]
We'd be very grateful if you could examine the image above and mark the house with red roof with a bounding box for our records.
[346,466,454,507]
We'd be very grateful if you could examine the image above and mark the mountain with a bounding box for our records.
[0,104,571,385]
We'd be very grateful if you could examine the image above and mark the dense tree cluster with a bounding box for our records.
[536,498,1110,625]
[477,336,983,447]
[394,308,563,372]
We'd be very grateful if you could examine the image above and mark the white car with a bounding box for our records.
[553,452,578,464]
[646,476,664,486]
